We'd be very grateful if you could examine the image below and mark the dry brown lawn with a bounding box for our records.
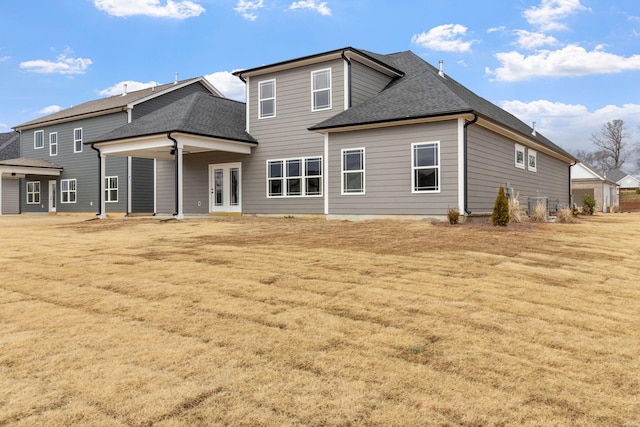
[0,213,638,426]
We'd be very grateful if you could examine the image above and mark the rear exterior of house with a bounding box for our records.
[10,79,217,216]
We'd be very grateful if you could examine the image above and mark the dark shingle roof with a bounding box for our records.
[310,50,575,160]
[88,92,256,145]
[0,131,20,160]
[13,78,215,129]
[605,169,629,182]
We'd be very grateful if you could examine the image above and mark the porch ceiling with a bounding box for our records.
[92,132,256,161]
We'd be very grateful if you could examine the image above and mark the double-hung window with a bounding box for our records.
[105,176,118,202]
[528,149,537,172]
[267,157,323,197]
[74,128,83,153]
[61,179,77,203]
[259,80,276,119]
[515,144,525,169]
[412,142,440,193]
[49,132,58,156]
[26,181,40,204]
[34,130,44,149]
[342,148,365,194]
[312,68,331,111]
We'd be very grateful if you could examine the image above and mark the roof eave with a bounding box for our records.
[13,106,128,131]
[308,111,474,133]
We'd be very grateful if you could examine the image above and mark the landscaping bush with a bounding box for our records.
[492,186,510,226]
[447,208,460,225]
[509,191,524,223]
[529,201,547,223]
[556,207,577,223]
[582,194,596,215]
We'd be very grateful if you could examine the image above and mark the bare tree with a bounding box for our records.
[574,149,610,173]
[591,119,629,172]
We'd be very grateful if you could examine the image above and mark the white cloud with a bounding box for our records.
[501,99,640,152]
[487,26,506,33]
[204,71,246,101]
[97,80,161,97]
[38,105,63,114]
[0,123,8,129]
[488,44,640,82]
[523,0,590,32]
[234,0,264,21]
[94,0,204,19]
[20,50,92,75]
[287,1,331,16]
[513,30,558,49]
[0,56,10,62]
[411,24,476,53]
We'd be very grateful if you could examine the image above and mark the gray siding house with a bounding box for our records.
[8,47,577,220]
[2,78,221,216]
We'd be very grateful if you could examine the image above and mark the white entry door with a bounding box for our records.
[48,180,57,213]
[209,163,241,214]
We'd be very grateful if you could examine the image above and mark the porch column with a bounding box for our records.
[0,176,3,216]
[175,143,184,220]
[99,154,106,219]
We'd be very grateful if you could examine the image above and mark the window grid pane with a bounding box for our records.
[267,157,322,197]
[412,143,439,192]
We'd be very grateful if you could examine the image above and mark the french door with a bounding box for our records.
[209,163,241,214]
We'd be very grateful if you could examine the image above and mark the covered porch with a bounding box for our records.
[0,158,63,215]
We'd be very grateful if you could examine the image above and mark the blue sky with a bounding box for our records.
[1,0,639,168]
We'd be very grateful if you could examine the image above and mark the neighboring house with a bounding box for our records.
[1,78,222,216]
[606,169,640,190]
[0,131,21,214]
[10,47,578,220]
[571,163,619,212]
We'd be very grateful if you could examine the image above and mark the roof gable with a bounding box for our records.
[310,50,575,162]
[0,131,20,161]
[87,92,256,145]
[13,77,222,130]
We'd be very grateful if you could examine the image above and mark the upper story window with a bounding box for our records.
[34,130,44,149]
[312,68,331,111]
[259,79,276,119]
[342,148,365,195]
[528,149,537,172]
[267,156,322,197]
[74,128,83,153]
[412,142,440,193]
[49,132,58,156]
[515,143,525,169]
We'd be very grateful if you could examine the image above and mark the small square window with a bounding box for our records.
[528,149,537,172]
[515,144,525,169]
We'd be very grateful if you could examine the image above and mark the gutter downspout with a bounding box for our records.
[341,51,352,108]
[569,161,577,208]
[167,132,179,217]
[90,143,102,218]
[463,114,478,215]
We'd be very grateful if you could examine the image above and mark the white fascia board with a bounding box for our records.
[0,166,61,176]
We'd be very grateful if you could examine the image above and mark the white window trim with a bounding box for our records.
[26,181,40,204]
[528,149,537,172]
[258,79,276,119]
[341,148,365,195]
[60,178,77,204]
[74,128,83,153]
[49,132,58,156]
[34,130,44,150]
[515,143,525,169]
[266,156,323,198]
[411,141,441,194]
[311,68,332,112]
[105,176,118,203]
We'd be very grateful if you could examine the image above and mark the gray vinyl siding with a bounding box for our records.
[350,61,394,106]
[20,112,129,213]
[328,121,459,215]
[2,178,19,214]
[156,159,175,214]
[131,83,212,120]
[182,152,249,214]
[467,125,570,213]
[244,59,345,214]
[131,158,154,213]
